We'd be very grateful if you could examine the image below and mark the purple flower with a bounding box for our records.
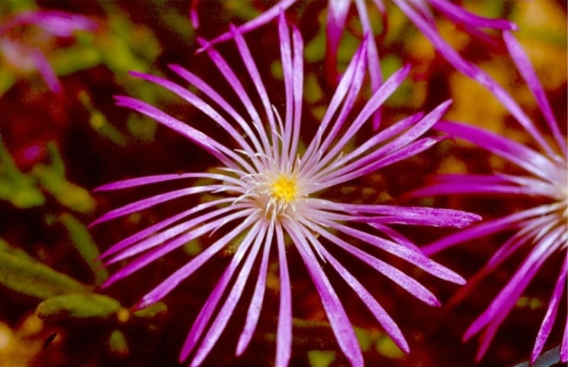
[92,13,480,367]
[0,10,97,92]
[191,0,516,128]
[410,31,567,363]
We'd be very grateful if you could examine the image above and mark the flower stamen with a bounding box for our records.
[270,174,298,203]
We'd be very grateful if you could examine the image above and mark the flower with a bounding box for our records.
[409,31,567,363]
[91,13,481,367]
[190,0,517,128]
[0,10,97,93]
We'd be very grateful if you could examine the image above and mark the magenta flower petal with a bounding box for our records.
[319,243,410,353]
[532,257,567,363]
[285,218,364,367]
[179,220,263,361]
[429,0,516,31]
[503,31,566,156]
[435,121,557,180]
[90,186,220,227]
[195,0,297,52]
[236,223,274,355]
[31,48,62,93]
[191,224,266,367]
[275,224,293,367]
[114,96,229,164]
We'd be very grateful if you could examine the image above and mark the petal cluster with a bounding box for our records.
[93,12,481,367]
[191,0,516,129]
[411,31,567,362]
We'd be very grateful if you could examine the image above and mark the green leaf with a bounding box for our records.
[0,252,89,300]
[354,327,373,352]
[0,67,16,97]
[36,294,122,321]
[133,302,168,318]
[59,213,108,285]
[308,350,336,367]
[108,329,130,357]
[0,238,34,261]
[375,334,404,359]
[33,165,96,213]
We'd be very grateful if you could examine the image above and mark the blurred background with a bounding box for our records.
[0,1,566,366]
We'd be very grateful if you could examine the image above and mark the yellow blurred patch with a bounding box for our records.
[513,0,567,90]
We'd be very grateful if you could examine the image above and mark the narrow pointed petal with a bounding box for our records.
[435,121,557,181]
[463,228,561,342]
[99,198,235,261]
[310,222,441,305]
[90,186,219,227]
[197,0,298,51]
[285,219,364,367]
[503,31,566,155]
[531,256,567,363]
[303,225,410,353]
[32,49,62,93]
[134,215,257,310]
[429,0,517,30]
[422,205,556,255]
[275,224,292,367]
[94,172,240,192]
[191,224,265,366]
[114,96,230,165]
[179,220,263,362]
[236,222,274,356]
[327,221,465,285]
[394,0,556,157]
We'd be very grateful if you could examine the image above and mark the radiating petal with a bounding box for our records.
[90,185,221,227]
[285,219,364,367]
[503,31,566,155]
[532,257,567,363]
[422,205,558,255]
[191,222,266,366]
[463,227,562,342]
[236,222,274,355]
[114,96,231,165]
[429,0,516,30]
[275,224,292,367]
[197,0,298,51]
[299,223,410,353]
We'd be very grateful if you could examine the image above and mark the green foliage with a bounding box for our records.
[0,140,96,212]
[108,329,130,358]
[375,334,404,359]
[0,0,35,14]
[0,69,17,97]
[59,213,108,285]
[0,139,45,208]
[308,350,336,367]
[50,35,102,76]
[100,12,162,75]
[0,252,89,300]
[32,144,96,213]
[133,302,168,318]
[79,91,129,146]
[127,115,158,142]
[35,293,122,321]
[0,238,34,260]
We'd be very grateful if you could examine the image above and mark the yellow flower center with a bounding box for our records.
[270,174,298,204]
